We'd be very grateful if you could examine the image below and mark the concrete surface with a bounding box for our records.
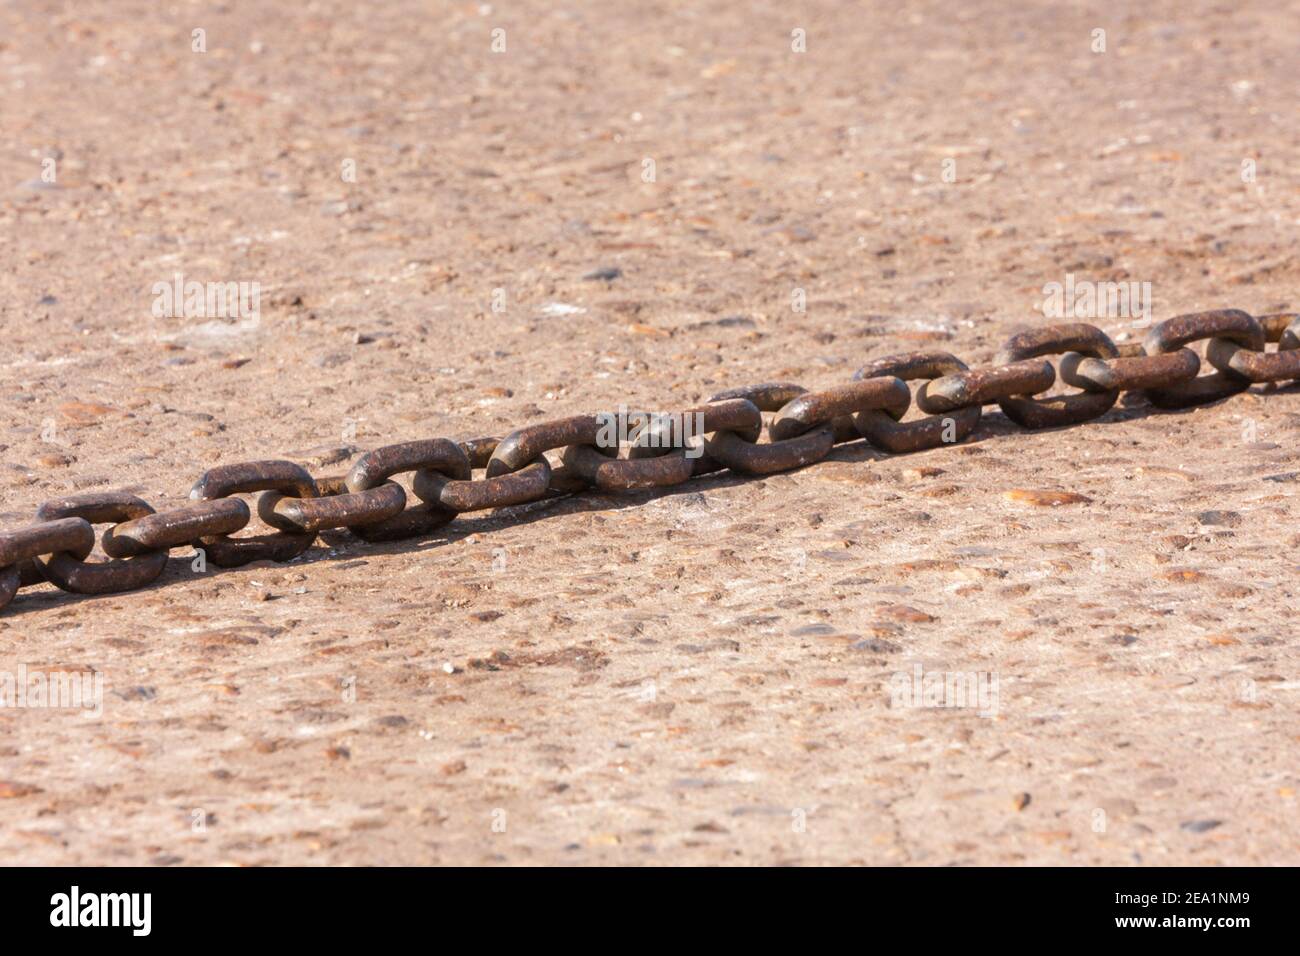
[0,0,1297,864]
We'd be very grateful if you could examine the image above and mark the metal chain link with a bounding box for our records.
[2,310,1296,612]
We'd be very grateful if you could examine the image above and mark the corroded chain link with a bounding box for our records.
[2,309,1297,612]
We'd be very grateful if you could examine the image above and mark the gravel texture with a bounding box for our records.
[0,0,1297,865]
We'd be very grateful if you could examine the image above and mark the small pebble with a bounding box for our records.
[0,781,42,798]
[1197,510,1242,527]
[1004,489,1092,506]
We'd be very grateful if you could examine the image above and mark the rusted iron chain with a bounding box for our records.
[33,493,169,594]
[103,498,250,559]
[0,517,96,606]
[853,352,982,452]
[993,323,1120,428]
[704,383,837,474]
[414,437,553,510]
[1141,309,1265,409]
[339,440,469,542]
[190,461,319,567]
[1059,343,1200,393]
[1206,312,1300,384]
[1,310,1296,612]
[915,359,1056,415]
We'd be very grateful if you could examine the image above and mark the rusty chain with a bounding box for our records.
[1,309,1296,612]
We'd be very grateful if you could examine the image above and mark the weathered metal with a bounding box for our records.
[852,352,982,453]
[1142,309,1265,409]
[32,493,168,594]
[993,323,1120,428]
[1,312,1292,612]
[414,438,553,511]
[1205,313,1300,384]
[0,517,96,609]
[916,359,1056,414]
[190,460,319,567]
[103,499,250,558]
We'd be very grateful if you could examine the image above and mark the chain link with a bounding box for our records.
[993,323,1120,428]
[413,437,553,511]
[916,359,1056,414]
[102,499,250,558]
[1059,343,1200,392]
[260,481,407,534]
[189,461,320,567]
[1141,309,1265,409]
[0,517,96,609]
[853,352,983,452]
[1205,313,1300,384]
[337,440,470,542]
[32,493,169,594]
[1,311,1295,612]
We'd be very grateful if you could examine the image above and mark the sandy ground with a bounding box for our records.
[1,0,1298,865]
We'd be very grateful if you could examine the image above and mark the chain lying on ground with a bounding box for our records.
[1,309,1297,612]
